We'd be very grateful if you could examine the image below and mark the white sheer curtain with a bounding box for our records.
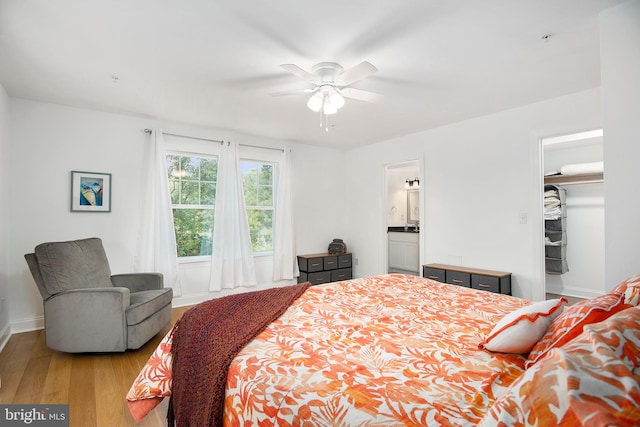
[272,148,299,281]
[134,128,182,296]
[209,142,257,291]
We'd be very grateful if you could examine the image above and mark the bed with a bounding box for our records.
[127,273,640,426]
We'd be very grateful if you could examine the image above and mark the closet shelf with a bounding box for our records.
[544,172,603,185]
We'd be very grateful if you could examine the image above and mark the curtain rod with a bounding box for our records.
[144,128,285,152]
[239,143,285,153]
[144,128,223,144]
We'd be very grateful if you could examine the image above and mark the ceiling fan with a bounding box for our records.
[272,61,382,130]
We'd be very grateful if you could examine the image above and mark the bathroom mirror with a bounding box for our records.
[407,189,419,225]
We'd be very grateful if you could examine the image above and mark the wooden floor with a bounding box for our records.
[0,306,192,427]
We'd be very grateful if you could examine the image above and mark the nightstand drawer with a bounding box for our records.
[298,256,324,272]
[323,256,338,270]
[338,254,352,268]
[472,275,500,293]
[447,270,471,287]
[308,271,331,285]
[331,268,352,282]
[423,266,445,282]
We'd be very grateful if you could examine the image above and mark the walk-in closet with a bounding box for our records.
[542,130,604,299]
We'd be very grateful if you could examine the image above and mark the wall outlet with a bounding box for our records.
[355,258,359,266]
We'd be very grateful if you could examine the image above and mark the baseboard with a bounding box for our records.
[545,284,604,300]
[172,281,298,309]
[172,292,214,308]
[10,316,44,334]
[0,322,11,352]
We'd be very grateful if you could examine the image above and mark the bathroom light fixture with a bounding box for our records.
[405,178,420,189]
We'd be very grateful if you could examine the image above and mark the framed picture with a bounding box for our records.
[70,171,112,212]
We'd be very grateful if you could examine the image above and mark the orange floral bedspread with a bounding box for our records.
[128,274,530,425]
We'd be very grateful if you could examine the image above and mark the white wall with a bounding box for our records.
[0,83,10,350]
[344,88,602,300]
[8,99,348,331]
[601,0,640,289]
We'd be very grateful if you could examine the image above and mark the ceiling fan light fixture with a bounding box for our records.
[322,98,338,115]
[327,90,345,111]
[306,91,324,112]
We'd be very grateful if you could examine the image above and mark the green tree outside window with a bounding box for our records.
[166,154,217,257]
[241,161,275,253]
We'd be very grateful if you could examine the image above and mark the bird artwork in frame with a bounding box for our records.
[70,170,112,212]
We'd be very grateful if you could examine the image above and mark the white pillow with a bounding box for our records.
[479,298,567,353]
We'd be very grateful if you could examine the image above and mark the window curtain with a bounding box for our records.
[209,142,257,291]
[272,148,299,281]
[134,128,182,296]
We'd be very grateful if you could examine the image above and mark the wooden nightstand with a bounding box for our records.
[423,263,512,295]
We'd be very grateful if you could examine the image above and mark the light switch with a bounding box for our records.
[519,213,528,224]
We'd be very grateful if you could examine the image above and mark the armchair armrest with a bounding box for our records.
[111,273,164,293]
[44,287,131,352]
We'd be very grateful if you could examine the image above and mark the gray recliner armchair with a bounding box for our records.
[25,237,173,353]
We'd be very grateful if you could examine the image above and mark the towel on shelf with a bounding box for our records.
[559,161,603,176]
[544,187,562,220]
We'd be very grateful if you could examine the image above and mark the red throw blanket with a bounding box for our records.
[167,282,310,427]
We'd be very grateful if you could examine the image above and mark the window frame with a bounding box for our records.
[166,150,218,262]
[163,137,282,263]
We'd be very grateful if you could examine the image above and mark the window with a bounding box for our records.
[241,160,275,253]
[166,153,217,258]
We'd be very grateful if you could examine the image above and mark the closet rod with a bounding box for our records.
[144,128,223,144]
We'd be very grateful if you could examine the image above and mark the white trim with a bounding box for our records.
[532,128,605,302]
[545,284,604,300]
[171,292,216,308]
[542,129,603,147]
[171,279,298,309]
[10,316,44,334]
[381,158,423,276]
[0,322,11,352]
[529,132,546,301]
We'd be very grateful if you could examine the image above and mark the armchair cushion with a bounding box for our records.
[127,288,173,326]
[35,238,113,294]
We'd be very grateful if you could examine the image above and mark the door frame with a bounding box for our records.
[382,159,423,275]
[531,129,604,301]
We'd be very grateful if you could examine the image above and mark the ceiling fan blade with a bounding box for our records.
[338,61,378,86]
[280,64,319,83]
[269,88,317,97]
[340,87,383,103]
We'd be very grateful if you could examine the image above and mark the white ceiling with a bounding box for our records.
[0,0,627,149]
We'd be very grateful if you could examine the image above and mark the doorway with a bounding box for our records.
[384,160,421,275]
[540,129,605,300]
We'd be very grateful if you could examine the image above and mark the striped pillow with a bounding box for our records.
[526,292,629,368]
[611,273,640,305]
[479,306,640,427]
[479,298,567,353]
